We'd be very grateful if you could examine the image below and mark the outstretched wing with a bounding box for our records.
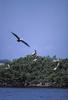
[11,32,20,40]
[21,40,30,47]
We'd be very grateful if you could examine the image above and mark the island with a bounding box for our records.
[0,55,68,88]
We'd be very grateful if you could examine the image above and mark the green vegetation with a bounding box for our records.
[0,55,68,87]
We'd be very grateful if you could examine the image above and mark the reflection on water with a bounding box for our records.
[0,88,68,100]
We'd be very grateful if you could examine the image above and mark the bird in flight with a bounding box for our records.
[11,32,30,47]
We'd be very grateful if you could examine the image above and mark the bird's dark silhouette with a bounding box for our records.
[11,32,30,47]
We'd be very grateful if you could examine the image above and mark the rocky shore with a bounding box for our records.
[0,82,68,88]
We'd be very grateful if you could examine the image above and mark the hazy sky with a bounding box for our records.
[0,0,68,59]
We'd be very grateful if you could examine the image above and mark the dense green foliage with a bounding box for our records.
[0,55,68,87]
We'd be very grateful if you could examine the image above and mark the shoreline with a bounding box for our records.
[0,83,68,88]
[0,86,68,88]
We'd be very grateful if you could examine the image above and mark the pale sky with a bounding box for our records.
[0,0,68,59]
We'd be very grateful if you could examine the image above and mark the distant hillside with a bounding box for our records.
[0,59,10,63]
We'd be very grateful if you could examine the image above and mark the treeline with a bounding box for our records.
[0,55,68,87]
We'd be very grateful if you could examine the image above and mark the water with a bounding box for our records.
[0,88,68,100]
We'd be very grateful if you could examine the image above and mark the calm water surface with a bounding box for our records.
[0,88,68,100]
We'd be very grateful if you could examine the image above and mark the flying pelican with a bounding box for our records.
[11,32,30,47]
[53,62,60,70]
